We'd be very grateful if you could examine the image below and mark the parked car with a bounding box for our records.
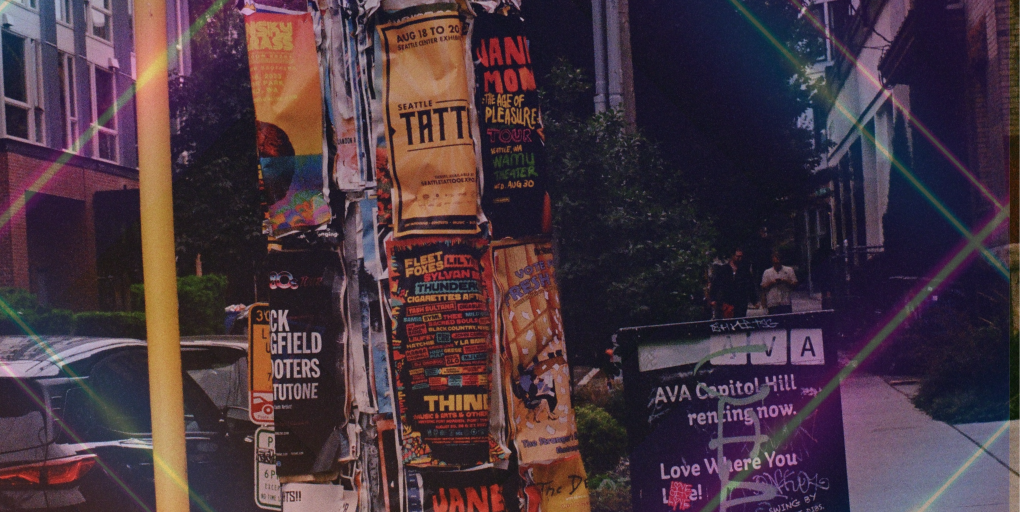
[0,335,260,511]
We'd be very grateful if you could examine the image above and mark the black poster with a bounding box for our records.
[472,9,548,239]
[618,313,850,512]
[387,238,493,467]
[406,468,515,512]
[266,249,347,477]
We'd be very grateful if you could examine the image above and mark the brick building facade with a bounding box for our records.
[0,0,140,311]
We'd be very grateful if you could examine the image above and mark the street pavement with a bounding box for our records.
[840,372,1016,511]
[730,292,1016,510]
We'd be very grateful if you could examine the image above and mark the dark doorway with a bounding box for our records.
[26,193,94,310]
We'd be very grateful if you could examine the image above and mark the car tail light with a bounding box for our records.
[0,455,97,487]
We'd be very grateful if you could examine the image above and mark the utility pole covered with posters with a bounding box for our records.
[237,0,592,510]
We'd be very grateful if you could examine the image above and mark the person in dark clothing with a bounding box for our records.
[811,244,838,310]
[710,248,756,318]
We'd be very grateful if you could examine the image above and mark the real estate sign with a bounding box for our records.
[617,312,850,512]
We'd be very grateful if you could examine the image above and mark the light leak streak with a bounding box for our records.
[0,297,222,512]
[795,1,1005,212]
[0,0,234,235]
[913,420,1007,512]
[0,0,237,509]
[695,204,1009,512]
[912,421,1011,512]
[725,0,1007,278]
[0,299,154,512]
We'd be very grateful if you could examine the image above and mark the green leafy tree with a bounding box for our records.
[543,62,715,361]
[574,404,627,474]
[170,2,263,303]
[626,0,825,244]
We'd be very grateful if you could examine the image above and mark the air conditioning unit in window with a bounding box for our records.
[108,57,120,71]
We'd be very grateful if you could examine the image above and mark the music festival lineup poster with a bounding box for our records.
[377,4,481,238]
[618,312,850,512]
[491,240,579,464]
[245,13,330,236]
[266,249,348,477]
[472,8,549,239]
[386,238,493,467]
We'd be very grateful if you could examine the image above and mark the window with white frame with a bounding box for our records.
[58,53,77,150]
[2,31,44,143]
[92,65,117,161]
[56,0,72,25]
[89,0,112,41]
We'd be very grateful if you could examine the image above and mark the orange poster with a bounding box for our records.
[377,5,480,237]
[491,240,581,464]
[245,12,329,236]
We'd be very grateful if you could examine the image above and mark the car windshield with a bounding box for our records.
[74,350,223,437]
[0,379,49,454]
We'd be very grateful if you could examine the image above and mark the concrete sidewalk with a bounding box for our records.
[840,372,1016,511]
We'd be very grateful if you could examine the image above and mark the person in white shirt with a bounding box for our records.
[760,251,797,315]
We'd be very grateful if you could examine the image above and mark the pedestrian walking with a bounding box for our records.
[710,248,756,318]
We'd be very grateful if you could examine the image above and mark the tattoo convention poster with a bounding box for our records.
[618,312,850,512]
[378,4,481,237]
[267,249,348,477]
[491,240,579,464]
[473,8,549,239]
[387,238,493,467]
[520,456,591,512]
[406,468,514,512]
[246,13,330,236]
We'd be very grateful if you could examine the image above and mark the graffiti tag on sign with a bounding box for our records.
[619,312,850,512]
[254,427,281,510]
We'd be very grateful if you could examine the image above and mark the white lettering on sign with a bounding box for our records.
[270,309,290,332]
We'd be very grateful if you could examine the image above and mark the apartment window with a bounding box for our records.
[56,0,72,25]
[58,53,77,150]
[89,0,112,41]
[92,66,117,161]
[3,32,30,140]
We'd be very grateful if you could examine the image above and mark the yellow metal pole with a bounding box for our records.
[135,0,189,509]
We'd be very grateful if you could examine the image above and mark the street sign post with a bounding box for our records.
[617,312,850,512]
[255,427,282,510]
[249,303,275,424]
